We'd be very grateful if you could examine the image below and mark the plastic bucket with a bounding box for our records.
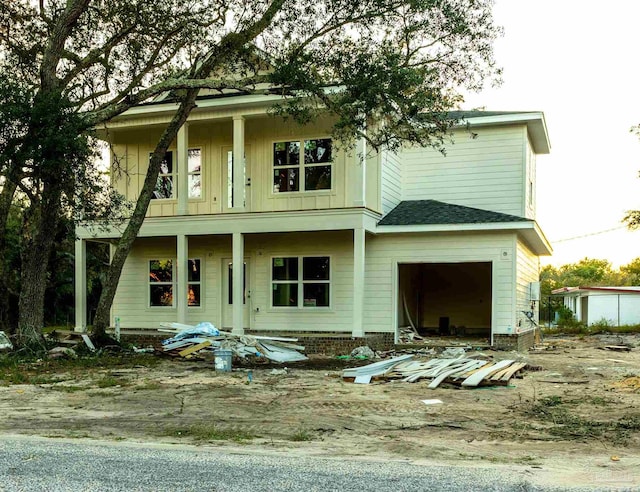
[214,349,232,372]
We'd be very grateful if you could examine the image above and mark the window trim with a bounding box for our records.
[270,255,331,309]
[147,257,203,309]
[187,147,203,200]
[149,147,205,202]
[151,151,176,201]
[148,259,175,308]
[272,137,334,195]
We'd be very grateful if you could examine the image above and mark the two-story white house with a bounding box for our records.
[75,94,552,351]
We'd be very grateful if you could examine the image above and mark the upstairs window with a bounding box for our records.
[188,149,202,198]
[152,152,174,199]
[273,138,332,193]
[151,149,202,200]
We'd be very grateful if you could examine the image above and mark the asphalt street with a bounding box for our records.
[0,435,599,491]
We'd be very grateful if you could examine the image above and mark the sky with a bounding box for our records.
[462,1,640,268]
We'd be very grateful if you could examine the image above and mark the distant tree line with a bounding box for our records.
[540,257,640,323]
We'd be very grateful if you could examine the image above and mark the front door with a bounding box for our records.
[222,258,250,329]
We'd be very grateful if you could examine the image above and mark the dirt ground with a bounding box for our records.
[1,334,640,489]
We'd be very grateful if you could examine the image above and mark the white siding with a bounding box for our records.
[112,231,355,332]
[380,148,402,214]
[516,239,540,331]
[364,232,518,336]
[524,136,537,219]
[399,126,527,216]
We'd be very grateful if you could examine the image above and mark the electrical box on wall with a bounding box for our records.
[529,281,541,302]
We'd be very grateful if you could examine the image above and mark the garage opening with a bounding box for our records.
[398,262,492,341]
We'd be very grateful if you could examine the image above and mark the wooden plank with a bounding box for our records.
[490,367,513,381]
[81,334,96,352]
[178,340,212,357]
[461,359,514,387]
[429,360,484,389]
[500,362,527,381]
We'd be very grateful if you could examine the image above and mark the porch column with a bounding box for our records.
[232,115,245,210]
[74,238,87,332]
[353,133,367,207]
[176,234,188,325]
[352,228,365,337]
[177,123,189,215]
[232,232,245,334]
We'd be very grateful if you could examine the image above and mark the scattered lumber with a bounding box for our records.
[158,322,308,363]
[343,356,530,388]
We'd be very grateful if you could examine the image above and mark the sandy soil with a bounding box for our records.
[1,334,639,489]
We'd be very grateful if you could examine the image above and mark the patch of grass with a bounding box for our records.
[165,424,256,442]
[0,352,158,385]
[95,376,129,388]
[289,429,313,442]
[523,396,640,445]
[50,385,86,393]
[136,382,162,391]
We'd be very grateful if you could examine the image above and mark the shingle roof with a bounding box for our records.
[377,200,530,226]
[446,110,540,120]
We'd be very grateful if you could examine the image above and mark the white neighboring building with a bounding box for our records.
[553,286,640,326]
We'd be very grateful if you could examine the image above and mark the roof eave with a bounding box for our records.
[454,112,551,154]
[375,220,552,255]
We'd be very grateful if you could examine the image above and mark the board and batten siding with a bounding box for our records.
[515,239,540,331]
[364,232,518,336]
[110,115,381,218]
[380,148,403,214]
[399,126,528,217]
[111,231,356,332]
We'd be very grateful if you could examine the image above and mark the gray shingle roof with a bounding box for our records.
[378,200,530,226]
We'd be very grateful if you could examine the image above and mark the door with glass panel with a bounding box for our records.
[221,258,250,329]
[222,146,251,212]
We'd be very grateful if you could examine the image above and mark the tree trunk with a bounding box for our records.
[16,184,61,349]
[91,93,199,340]
[0,177,18,334]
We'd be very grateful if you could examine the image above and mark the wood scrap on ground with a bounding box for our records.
[158,322,308,363]
[342,356,531,388]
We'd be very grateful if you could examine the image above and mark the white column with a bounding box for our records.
[352,228,365,337]
[177,123,189,215]
[176,234,188,325]
[232,115,245,210]
[232,232,245,334]
[353,134,367,207]
[74,238,87,332]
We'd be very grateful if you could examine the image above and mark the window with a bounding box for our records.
[149,260,173,306]
[188,259,201,306]
[152,149,202,200]
[148,258,202,307]
[152,152,174,199]
[271,256,330,308]
[273,138,332,193]
[188,149,202,198]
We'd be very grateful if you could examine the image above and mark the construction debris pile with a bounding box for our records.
[343,354,528,388]
[158,322,308,363]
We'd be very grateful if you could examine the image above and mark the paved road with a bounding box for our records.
[0,435,598,491]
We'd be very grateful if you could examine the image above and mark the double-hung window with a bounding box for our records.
[271,256,330,308]
[151,149,202,200]
[273,138,332,193]
[188,149,202,198]
[152,152,174,199]
[149,258,202,307]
